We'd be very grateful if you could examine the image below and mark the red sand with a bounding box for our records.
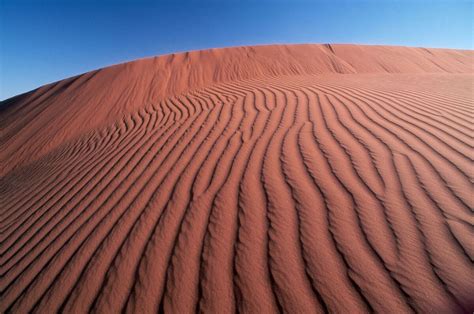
[0,44,473,313]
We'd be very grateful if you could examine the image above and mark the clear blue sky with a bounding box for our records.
[1,0,472,100]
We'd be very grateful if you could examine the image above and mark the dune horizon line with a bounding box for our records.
[2,42,472,102]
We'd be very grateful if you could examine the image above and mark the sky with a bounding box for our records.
[0,0,472,100]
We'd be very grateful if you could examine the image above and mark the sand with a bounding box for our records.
[0,44,473,313]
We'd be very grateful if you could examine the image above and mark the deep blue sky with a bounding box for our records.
[1,0,472,100]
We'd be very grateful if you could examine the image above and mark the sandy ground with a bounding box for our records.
[0,44,473,313]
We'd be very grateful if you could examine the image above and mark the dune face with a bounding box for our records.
[0,44,473,313]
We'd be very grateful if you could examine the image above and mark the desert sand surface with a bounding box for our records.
[0,44,473,313]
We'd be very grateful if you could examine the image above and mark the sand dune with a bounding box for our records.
[0,44,473,313]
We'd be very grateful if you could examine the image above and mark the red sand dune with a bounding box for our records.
[0,44,473,313]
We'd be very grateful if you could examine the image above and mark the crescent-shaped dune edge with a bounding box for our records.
[0,44,473,313]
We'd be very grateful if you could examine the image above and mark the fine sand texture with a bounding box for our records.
[0,44,473,313]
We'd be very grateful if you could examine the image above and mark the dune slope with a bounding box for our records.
[0,44,473,313]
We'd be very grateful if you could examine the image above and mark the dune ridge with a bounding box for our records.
[0,44,473,313]
[1,44,473,176]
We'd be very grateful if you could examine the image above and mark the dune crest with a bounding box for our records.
[1,44,473,313]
